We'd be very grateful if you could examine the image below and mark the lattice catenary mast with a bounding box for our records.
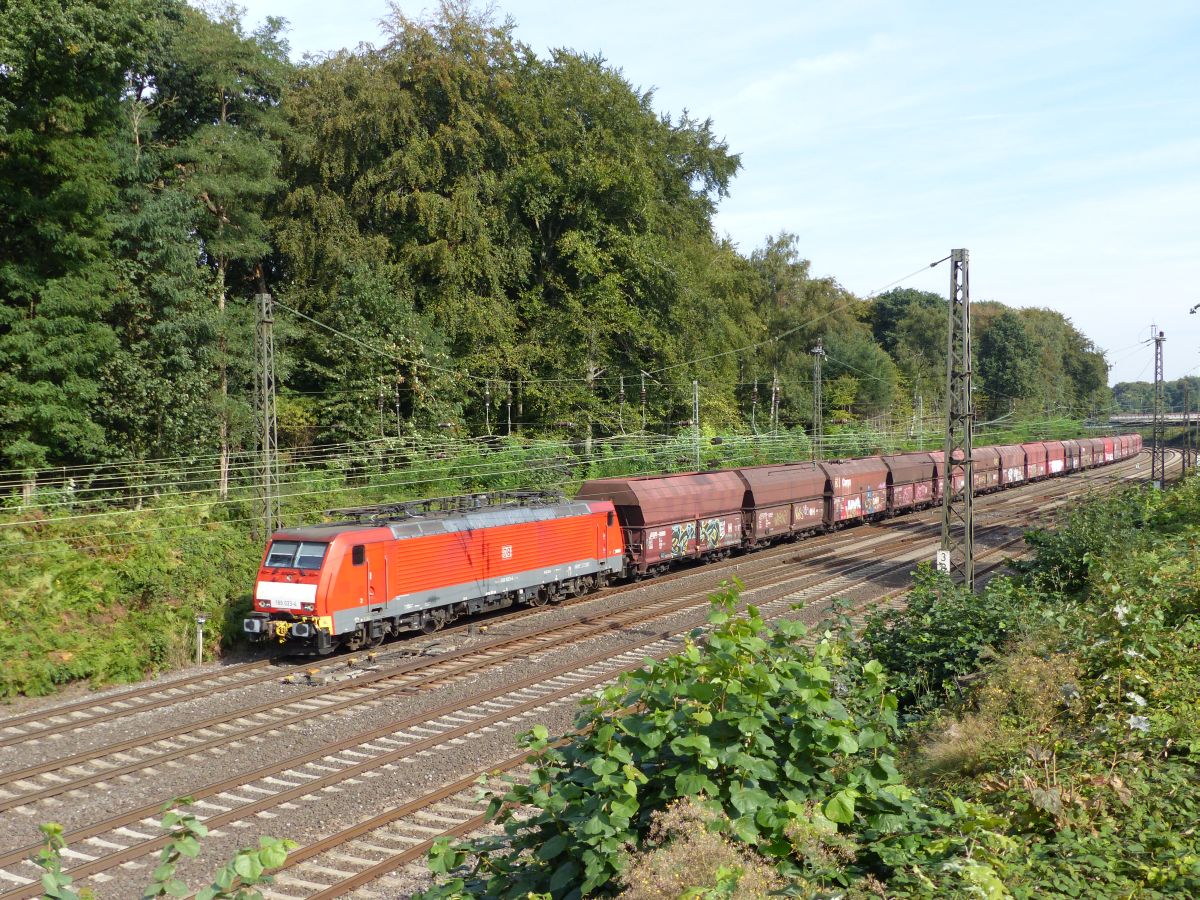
[811,337,825,460]
[938,249,974,589]
[1152,329,1166,487]
[254,292,282,539]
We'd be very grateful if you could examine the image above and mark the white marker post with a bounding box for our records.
[935,549,951,574]
[195,614,207,666]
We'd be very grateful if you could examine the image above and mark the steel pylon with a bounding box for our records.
[939,249,974,589]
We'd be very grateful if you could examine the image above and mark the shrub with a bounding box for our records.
[35,799,295,900]
[418,585,917,898]
[858,566,1033,717]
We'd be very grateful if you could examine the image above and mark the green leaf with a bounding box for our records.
[639,729,665,749]
[611,796,638,819]
[670,734,712,755]
[233,852,264,882]
[589,757,618,777]
[824,789,857,825]
[675,772,717,796]
[729,784,772,815]
[549,860,580,893]
[214,865,236,890]
[730,815,759,842]
[259,842,288,869]
[537,833,568,861]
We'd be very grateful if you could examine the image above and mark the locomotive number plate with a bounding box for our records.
[271,598,302,610]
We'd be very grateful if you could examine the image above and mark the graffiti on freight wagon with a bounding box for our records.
[671,522,697,556]
[698,517,728,548]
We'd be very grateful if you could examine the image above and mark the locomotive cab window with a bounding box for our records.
[352,544,365,566]
[295,542,328,570]
[265,540,328,569]
[607,511,614,527]
[265,541,299,568]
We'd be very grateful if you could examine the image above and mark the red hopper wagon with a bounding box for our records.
[575,471,744,577]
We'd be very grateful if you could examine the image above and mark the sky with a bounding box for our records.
[229,0,1200,385]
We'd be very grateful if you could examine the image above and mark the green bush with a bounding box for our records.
[858,566,1033,717]
[35,800,295,900]
[419,585,917,898]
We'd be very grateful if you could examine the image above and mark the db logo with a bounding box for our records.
[500,545,513,560]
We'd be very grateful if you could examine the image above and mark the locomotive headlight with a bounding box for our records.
[302,602,315,611]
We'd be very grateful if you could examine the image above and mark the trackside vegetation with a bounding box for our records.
[35,800,294,900]
[0,0,1116,699]
[416,476,1200,898]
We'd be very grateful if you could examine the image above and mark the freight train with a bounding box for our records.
[244,434,1142,653]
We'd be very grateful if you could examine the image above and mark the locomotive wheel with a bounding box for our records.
[528,590,551,607]
[420,609,448,634]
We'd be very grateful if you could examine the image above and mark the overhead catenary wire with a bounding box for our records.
[0,434,832,558]
[0,253,966,493]
[0,415,1113,539]
[0,431,824,531]
[0,423,1111,561]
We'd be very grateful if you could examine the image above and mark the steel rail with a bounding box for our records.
[0,520,960,810]
[0,514,1028,886]
[0,499,908,748]
[0,449,1151,748]
[244,534,1043,899]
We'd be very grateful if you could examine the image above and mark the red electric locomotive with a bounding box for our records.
[245,492,624,653]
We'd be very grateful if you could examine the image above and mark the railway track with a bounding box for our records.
[0,453,1165,897]
[0,452,1145,753]
[0,491,933,752]
[0,459,1128,815]
[0,537,963,896]
[267,545,1033,900]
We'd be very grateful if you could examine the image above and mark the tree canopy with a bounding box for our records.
[0,0,1115,475]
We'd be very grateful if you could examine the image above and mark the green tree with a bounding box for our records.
[0,0,154,473]
[977,309,1038,417]
[158,3,291,496]
[871,288,946,415]
[276,2,744,439]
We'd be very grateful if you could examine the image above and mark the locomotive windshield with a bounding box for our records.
[265,540,328,570]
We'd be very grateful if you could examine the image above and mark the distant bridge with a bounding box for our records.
[1105,413,1193,427]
